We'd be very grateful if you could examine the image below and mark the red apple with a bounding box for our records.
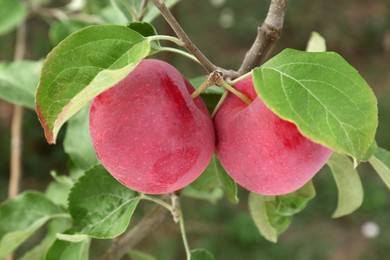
[89,59,215,194]
[214,76,332,195]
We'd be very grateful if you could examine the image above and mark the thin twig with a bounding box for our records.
[238,0,289,74]
[150,0,216,73]
[6,16,27,260]
[8,22,26,198]
[150,0,239,79]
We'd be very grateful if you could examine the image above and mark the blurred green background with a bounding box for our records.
[0,0,389,259]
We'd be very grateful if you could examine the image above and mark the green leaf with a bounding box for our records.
[0,191,67,258]
[190,249,215,260]
[49,20,91,46]
[0,60,42,109]
[68,165,141,238]
[19,219,71,260]
[188,155,238,203]
[248,182,316,243]
[248,193,277,243]
[327,153,364,218]
[128,249,157,260]
[306,31,326,52]
[45,229,90,260]
[56,233,89,242]
[182,187,224,204]
[0,0,28,35]
[253,49,378,164]
[369,147,390,190]
[63,105,98,171]
[35,24,151,144]
[127,22,158,37]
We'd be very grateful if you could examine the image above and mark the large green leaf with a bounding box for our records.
[369,147,390,190]
[35,24,151,144]
[0,0,27,35]
[248,182,316,243]
[45,229,90,260]
[0,60,42,109]
[63,105,98,171]
[327,153,364,218]
[253,49,378,164]
[68,165,141,238]
[0,192,67,258]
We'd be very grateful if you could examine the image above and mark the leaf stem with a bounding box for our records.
[148,35,184,46]
[179,211,191,260]
[158,47,200,64]
[218,78,252,105]
[140,193,174,212]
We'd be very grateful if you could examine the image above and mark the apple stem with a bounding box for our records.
[212,90,228,118]
[218,78,252,105]
[191,77,210,99]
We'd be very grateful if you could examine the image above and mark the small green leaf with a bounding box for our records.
[327,153,364,218]
[36,25,151,144]
[0,60,42,109]
[0,191,67,258]
[182,187,224,204]
[45,229,90,260]
[249,182,316,242]
[49,20,91,46]
[190,248,215,260]
[253,49,378,164]
[19,219,71,260]
[128,249,157,260]
[275,181,316,216]
[127,22,158,37]
[0,0,28,35]
[248,193,277,243]
[99,5,128,25]
[68,165,141,238]
[63,105,98,171]
[306,31,326,52]
[369,147,390,190]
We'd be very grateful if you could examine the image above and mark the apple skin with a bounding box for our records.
[214,76,332,195]
[89,59,215,194]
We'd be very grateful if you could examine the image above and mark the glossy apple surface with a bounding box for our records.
[214,76,332,195]
[89,59,215,194]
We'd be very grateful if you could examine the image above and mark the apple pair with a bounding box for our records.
[89,59,332,195]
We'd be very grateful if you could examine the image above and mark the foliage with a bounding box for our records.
[0,0,389,259]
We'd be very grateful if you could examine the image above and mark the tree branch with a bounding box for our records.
[150,0,239,79]
[150,0,216,73]
[8,21,26,199]
[238,0,289,74]
[101,199,169,260]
